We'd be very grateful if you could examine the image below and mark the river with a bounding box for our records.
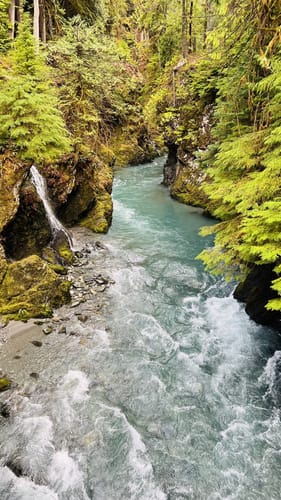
[0,157,281,499]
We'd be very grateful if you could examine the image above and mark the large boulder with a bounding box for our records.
[0,255,71,322]
[234,264,281,330]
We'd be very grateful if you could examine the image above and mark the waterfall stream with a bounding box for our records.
[0,158,281,499]
[30,165,73,249]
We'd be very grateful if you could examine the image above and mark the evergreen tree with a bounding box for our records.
[0,15,70,162]
[0,0,10,53]
[198,0,281,310]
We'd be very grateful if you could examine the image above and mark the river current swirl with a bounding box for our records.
[0,158,281,499]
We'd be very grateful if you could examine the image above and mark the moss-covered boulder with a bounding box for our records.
[0,378,12,392]
[0,255,71,322]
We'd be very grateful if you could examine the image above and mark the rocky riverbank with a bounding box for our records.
[0,229,113,402]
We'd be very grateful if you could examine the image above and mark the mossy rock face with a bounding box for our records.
[80,193,113,233]
[53,232,75,265]
[0,255,71,322]
[106,123,160,167]
[170,164,210,210]
[3,181,51,260]
[0,378,12,392]
[0,153,28,233]
[0,244,8,284]
[59,155,113,233]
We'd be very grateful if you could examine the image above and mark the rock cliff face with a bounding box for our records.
[0,119,160,323]
[0,151,114,322]
[162,106,212,211]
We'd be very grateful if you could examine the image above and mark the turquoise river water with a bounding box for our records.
[0,158,281,499]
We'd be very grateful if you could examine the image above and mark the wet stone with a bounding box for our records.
[43,326,53,335]
[30,340,42,347]
[0,402,10,418]
[77,314,88,323]
[0,378,12,392]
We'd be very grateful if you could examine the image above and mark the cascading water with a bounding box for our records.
[1,157,281,499]
[30,165,73,249]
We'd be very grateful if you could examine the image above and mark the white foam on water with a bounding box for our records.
[98,403,167,500]
[60,370,90,403]
[260,351,281,402]
[47,450,89,499]
[0,467,58,500]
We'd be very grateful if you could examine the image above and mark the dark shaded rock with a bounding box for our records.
[0,402,11,418]
[14,355,21,359]
[234,265,281,330]
[30,372,39,379]
[5,461,23,477]
[58,155,113,234]
[52,230,74,265]
[30,340,42,347]
[163,142,178,187]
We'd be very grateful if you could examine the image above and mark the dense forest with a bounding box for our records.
[0,0,281,326]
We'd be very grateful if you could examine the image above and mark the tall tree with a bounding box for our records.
[0,15,70,162]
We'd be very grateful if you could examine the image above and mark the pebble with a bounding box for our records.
[30,340,42,347]
[43,326,53,335]
[77,314,88,323]
[30,372,39,379]
[58,326,67,334]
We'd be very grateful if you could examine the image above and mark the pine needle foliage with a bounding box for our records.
[0,0,10,54]
[198,0,281,311]
[0,16,70,163]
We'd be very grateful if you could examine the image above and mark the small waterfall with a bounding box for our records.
[30,165,73,250]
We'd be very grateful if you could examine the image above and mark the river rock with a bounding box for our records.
[43,326,53,335]
[0,378,12,392]
[0,402,10,418]
[30,340,42,347]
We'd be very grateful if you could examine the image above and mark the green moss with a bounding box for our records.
[0,255,71,322]
[80,193,113,233]
[0,378,12,392]
[56,242,75,265]
[49,264,68,275]
[171,166,209,209]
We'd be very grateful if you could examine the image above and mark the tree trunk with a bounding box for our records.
[203,0,210,49]
[33,0,40,46]
[39,0,46,42]
[9,0,15,39]
[182,0,188,58]
[188,0,193,53]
